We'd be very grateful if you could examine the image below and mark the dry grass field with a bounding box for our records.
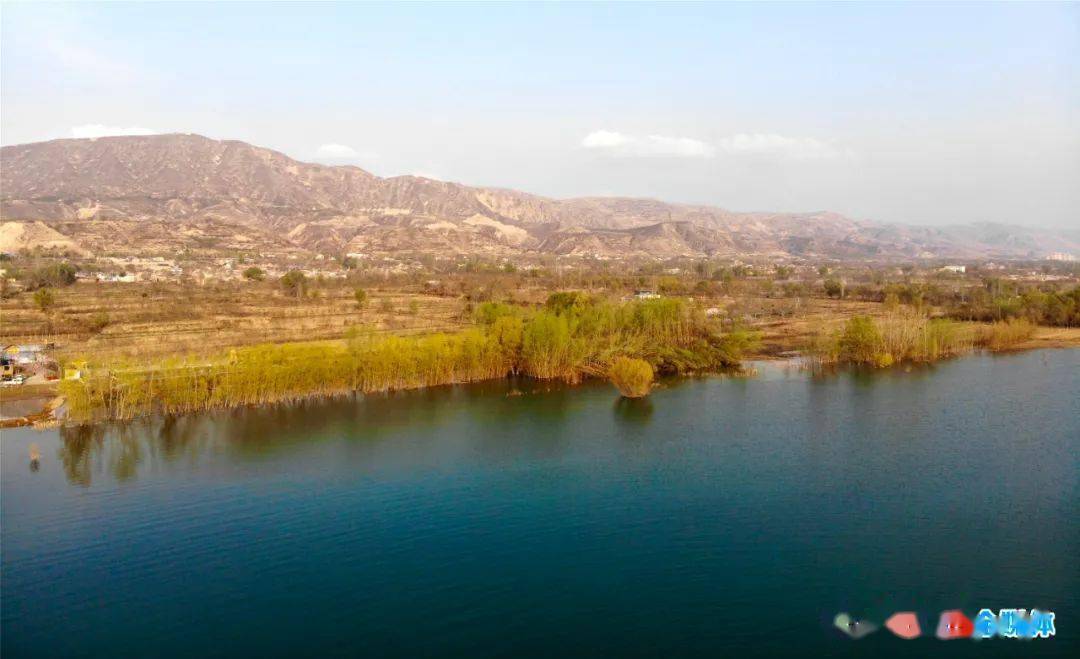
[2,280,1076,373]
[732,297,886,356]
[0,279,903,364]
[0,281,470,363]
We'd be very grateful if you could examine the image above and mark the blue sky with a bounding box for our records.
[2,1,1077,227]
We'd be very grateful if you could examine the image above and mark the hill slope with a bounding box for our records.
[2,133,1075,259]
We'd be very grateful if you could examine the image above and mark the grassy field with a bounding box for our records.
[0,281,469,362]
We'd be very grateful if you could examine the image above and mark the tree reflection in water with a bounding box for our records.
[110,424,144,483]
[52,379,595,486]
[58,425,106,487]
[613,396,654,425]
[57,415,212,487]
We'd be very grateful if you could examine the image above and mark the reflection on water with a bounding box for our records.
[57,424,105,486]
[51,378,601,486]
[45,352,1077,490]
[57,415,213,486]
[613,396,654,424]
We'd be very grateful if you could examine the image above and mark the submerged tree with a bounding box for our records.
[609,356,654,398]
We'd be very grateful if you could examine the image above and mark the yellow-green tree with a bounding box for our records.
[609,357,654,398]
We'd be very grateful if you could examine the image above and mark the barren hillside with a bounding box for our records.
[2,134,1076,260]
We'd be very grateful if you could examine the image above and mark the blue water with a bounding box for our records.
[2,350,1078,657]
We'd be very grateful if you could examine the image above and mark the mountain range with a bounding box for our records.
[1,133,1076,261]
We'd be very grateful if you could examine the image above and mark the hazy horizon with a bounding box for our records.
[2,2,1077,229]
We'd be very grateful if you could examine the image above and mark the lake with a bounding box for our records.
[2,350,1077,657]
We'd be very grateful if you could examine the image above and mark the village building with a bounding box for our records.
[4,344,46,365]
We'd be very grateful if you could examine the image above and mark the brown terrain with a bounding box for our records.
[3,133,1078,260]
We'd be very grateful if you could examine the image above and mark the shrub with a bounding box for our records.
[545,291,591,315]
[242,266,265,281]
[804,325,842,369]
[609,357,654,398]
[84,311,111,333]
[808,313,981,370]
[824,278,844,299]
[839,316,881,364]
[26,262,77,289]
[33,287,56,312]
[472,301,518,325]
[280,270,307,299]
[716,328,761,366]
[490,316,524,369]
[521,311,580,380]
[977,318,1036,351]
[918,318,970,361]
[354,287,368,308]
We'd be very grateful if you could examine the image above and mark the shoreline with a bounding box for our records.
[747,324,1080,362]
[1008,326,1080,351]
[6,334,1078,429]
[0,395,65,429]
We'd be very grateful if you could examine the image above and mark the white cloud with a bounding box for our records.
[582,129,850,161]
[581,130,715,158]
[315,143,380,166]
[316,143,359,158]
[716,133,851,160]
[582,130,633,149]
[71,124,157,139]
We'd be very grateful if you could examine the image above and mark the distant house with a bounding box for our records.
[1,357,14,379]
[634,290,661,300]
[4,344,44,365]
[4,344,44,355]
[940,265,966,274]
[64,360,88,381]
[104,273,138,283]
